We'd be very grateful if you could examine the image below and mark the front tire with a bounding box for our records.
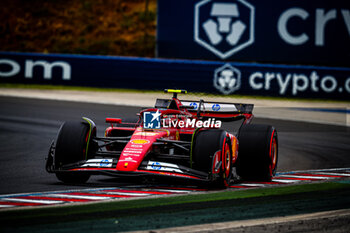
[236,124,278,181]
[192,129,233,188]
[54,121,94,183]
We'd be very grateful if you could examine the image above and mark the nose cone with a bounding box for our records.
[117,139,152,171]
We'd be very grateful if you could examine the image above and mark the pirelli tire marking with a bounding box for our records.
[1,168,350,210]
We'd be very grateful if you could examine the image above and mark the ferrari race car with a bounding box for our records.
[46,89,278,187]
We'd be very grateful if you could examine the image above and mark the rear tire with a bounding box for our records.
[54,121,93,183]
[193,129,232,188]
[236,124,278,181]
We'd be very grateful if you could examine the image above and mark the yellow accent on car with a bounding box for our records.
[164,89,187,94]
[130,139,150,145]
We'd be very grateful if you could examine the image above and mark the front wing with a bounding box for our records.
[46,145,209,181]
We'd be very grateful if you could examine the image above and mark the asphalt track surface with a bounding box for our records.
[0,96,350,195]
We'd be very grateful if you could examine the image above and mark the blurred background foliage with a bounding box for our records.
[0,0,156,57]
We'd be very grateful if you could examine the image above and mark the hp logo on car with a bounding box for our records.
[189,102,198,110]
[194,0,255,59]
[100,159,110,167]
[151,162,162,170]
[212,104,221,111]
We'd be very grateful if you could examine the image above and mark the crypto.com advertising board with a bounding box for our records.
[157,0,350,66]
[1,52,349,100]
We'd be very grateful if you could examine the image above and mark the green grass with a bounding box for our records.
[0,83,348,103]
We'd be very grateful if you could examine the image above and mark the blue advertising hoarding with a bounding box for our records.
[1,52,349,100]
[157,0,350,66]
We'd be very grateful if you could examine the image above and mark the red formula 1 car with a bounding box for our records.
[46,89,278,187]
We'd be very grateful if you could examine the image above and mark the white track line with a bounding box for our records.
[276,167,350,175]
[316,172,350,177]
[0,187,118,198]
[1,198,63,204]
[272,179,301,183]
[103,192,151,196]
[239,183,267,187]
[48,194,111,200]
[0,204,15,208]
[151,189,192,193]
[278,175,333,180]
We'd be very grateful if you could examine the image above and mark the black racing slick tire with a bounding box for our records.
[236,124,278,181]
[54,121,93,183]
[192,129,233,188]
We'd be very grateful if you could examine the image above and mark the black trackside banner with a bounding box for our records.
[0,52,349,100]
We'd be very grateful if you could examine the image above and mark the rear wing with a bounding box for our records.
[181,100,253,114]
[155,98,254,121]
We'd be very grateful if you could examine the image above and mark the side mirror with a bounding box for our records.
[106,118,122,124]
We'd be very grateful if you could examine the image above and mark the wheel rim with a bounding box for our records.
[223,143,232,185]
[270,136,277,175]
[212,151,221,174]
